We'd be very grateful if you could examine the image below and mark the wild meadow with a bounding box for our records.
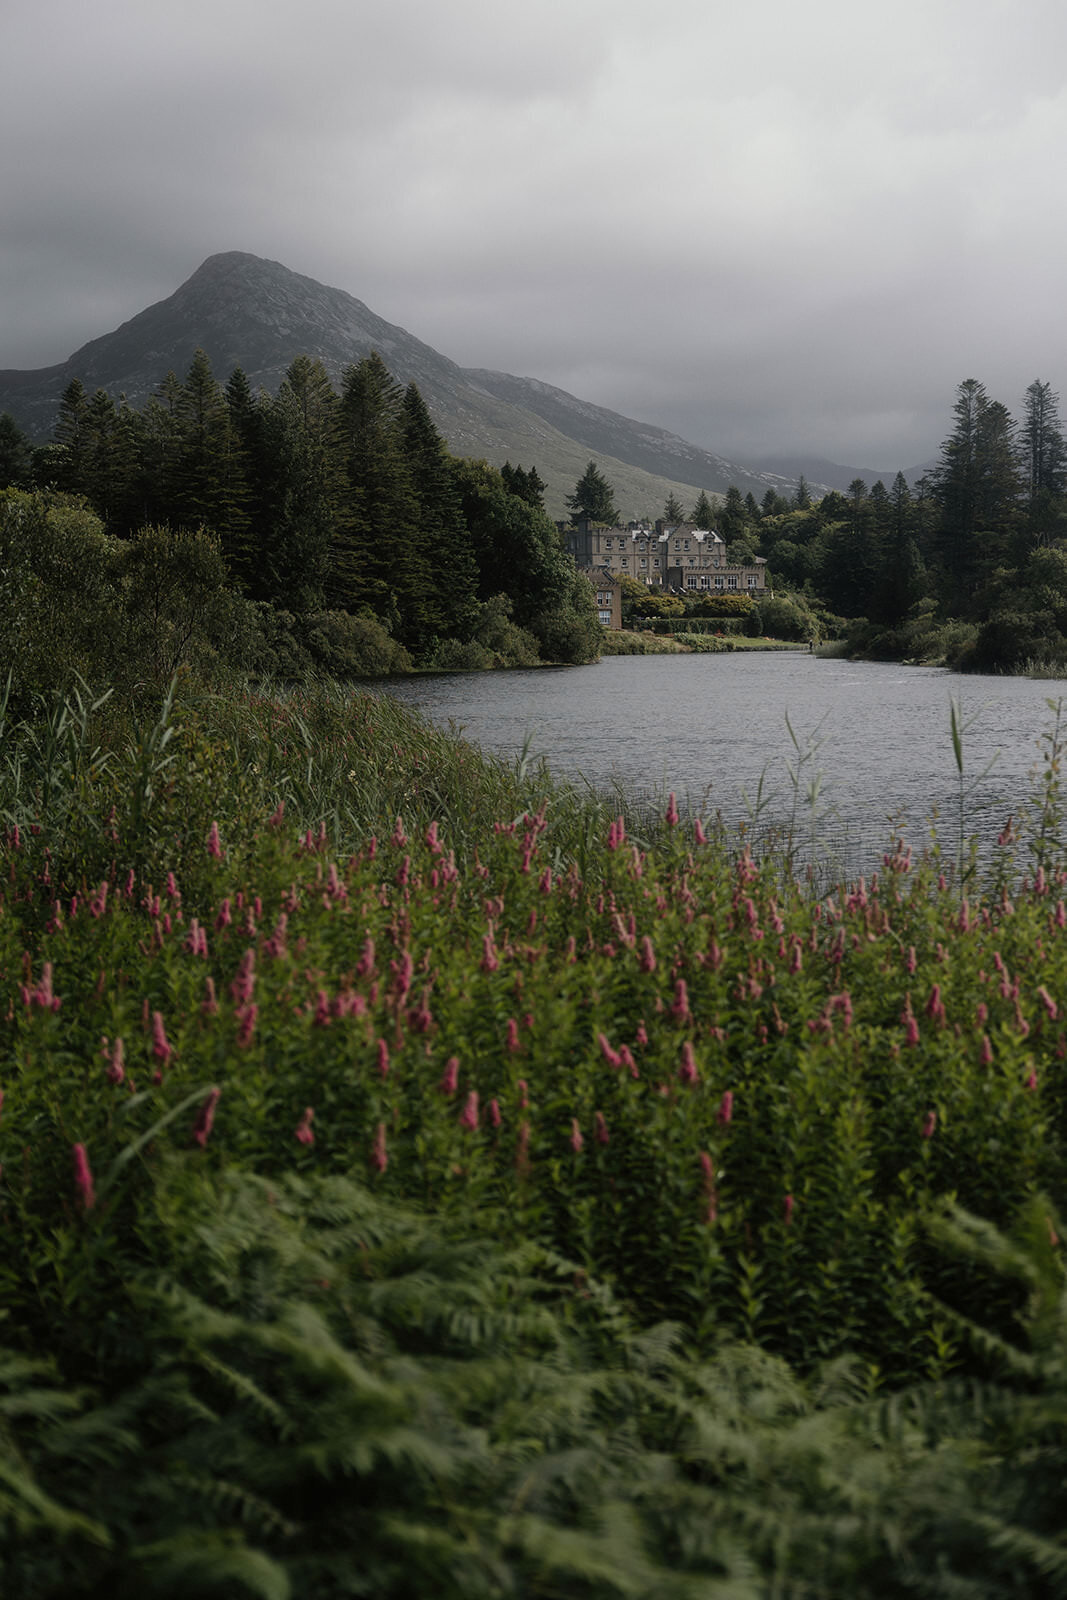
[6,673,1067,1596]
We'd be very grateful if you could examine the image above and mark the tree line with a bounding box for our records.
[0,350,600,674]
[563,377,1067,672]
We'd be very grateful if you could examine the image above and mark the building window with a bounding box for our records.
[685,575,699,589]
[619,558,628,567]
[699,575,709,589]
[747,575,759,588]
[598,609,612,624]
[640,557,648,568]
[684,541,690,550]
[727,576,739,590]
[653,558,660,567]
[688,557,695,566]
[714,576,724,589]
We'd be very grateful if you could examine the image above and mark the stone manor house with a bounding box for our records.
[566,518,768,618]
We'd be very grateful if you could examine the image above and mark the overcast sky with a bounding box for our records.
[5,0,1067,469]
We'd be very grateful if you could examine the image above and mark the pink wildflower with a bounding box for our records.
[151,1011,173,1066]
[377,1038,390,1078]
[235,1004,258,1048]
[922,1110,937,1139]
[230,949,256,1005]
[635,1022,649,1047]
[671,979,691,1024]
[783,1193,794,1226]
[506,1018,521,1054]
[598,1032,622,1069]
[72,1144,95,1211]
[425,819,443,855]
[569,1118,584,1153]
[207,821,223,860]
[214,897,232,931]
[488,1097,502,1128]
[665,792,679,827]
[371,1122,388,1172]
[517,1079,529,1109]
[717,1090,734,1125]
[925,984,947,1028]
[1037,985,1058,1020]
[391,817,407,848]
[459,1091,480,1131]
[1026,1068,1038,1090]
[202,977,219,1017]
[638,936,656,973]
[192,1087,221,1148]
[481,933,500,973]
[594,1111,609,1145]
[105,1036,125,1085]
[268,798,285,826]
[89,881,108,918]
[294,1107,315,1147]
[694,818,707,845]
[679,1041,699,1085]
[439,1057,459,1095]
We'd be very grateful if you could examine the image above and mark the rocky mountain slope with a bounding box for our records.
[0,251,802,518]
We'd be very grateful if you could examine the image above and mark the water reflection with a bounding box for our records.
[377,654,1067,872]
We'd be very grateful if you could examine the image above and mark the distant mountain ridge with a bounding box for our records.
[0,251,822,517]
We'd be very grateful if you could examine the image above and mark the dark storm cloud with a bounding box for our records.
[5,0,1067,465]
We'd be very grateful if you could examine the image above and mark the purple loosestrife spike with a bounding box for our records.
[517,1079,529,1109]
[202,977,219,1017]
[638,936,656,973]
[570,1119,584,1153]
[635,1022,649,1048]
[1027,1068,1038,1090]
[459,1091,480,1131]
[192,1088,221,1148]
[268,799,285,827]
[106,1037,125,1085]
[506,1018,521,1054]
[235,1004,258,1048]
[922,1110,937,1138]
[489,1098,502,1128]
[215,898,232,931]
[694,818,707,845]
[481,934,500,973]
[440,1057,460,1095]
[783,1194,794,1226]
[679,1042,699,1085]
[671,979,691,1024]
[230,950,256,1005]
[665,792,679,827]
[377,1039,390,1078]
[716,1090,734,1126]
[371,1123,388,1172]
[391,817,407,848]
[295,1107,315,1146]
[1037,985,1059,1020]
[207,821,223,860]
[594,1111,609,1145]
[151,1012,173,1066]
[72,1145,95,1211]
[598,1032,622,1069]
[425,820,443,854]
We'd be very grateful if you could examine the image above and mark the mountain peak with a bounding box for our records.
[0,252,802,515]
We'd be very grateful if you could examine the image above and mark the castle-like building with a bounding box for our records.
[566,517,767,596]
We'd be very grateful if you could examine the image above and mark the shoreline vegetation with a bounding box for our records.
[6,665,1067,1593]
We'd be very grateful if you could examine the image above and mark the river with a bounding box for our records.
[378,653,1067,872]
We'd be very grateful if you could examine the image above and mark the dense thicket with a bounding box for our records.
[0,351,600,687]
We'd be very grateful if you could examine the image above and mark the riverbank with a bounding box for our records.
[601,628,806,655]
[4,671,1067,1594]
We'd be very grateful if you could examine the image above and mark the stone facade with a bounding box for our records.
[566,517,767,595]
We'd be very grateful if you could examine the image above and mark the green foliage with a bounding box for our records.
[566,461,618,526]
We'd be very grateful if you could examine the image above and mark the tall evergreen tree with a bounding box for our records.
[935,379,1022,600]
[400,382,479,645]
[566,461,617,525]
[260,356,346,612]
[663,491,685,522]
[690,490,716,527]
[1020,379,1067,502]
[173,350,250,576]
[0,413,33,489]
[500,462,546,509]
[337,353,422,628]
[52,379,91,497]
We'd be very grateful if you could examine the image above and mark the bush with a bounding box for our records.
[303,610,413,678]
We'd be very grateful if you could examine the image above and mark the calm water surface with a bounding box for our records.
[379,654,1067,867]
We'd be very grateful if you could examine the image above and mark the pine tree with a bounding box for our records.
[261,356,346,612]
[1020,379,1067,502]
[566,461,617,525]
[337,353,421,628]
[400,382,479,645]
[52,379,91,496]
[690,490,716,527]
[663,491,685,522]
[0,413,33,489]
